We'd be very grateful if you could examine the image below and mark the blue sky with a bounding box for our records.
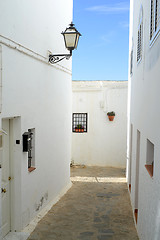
[72,0,130,81]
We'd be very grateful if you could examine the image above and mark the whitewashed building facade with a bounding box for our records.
[0,0,73,238]
[72,81,128,167]
[127,0,160,239]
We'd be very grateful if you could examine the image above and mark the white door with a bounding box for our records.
[1,119,11,237]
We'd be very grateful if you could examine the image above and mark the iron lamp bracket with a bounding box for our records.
[49,51,72,64]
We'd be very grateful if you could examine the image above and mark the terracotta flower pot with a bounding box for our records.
[78,129,84,132]
[108,115,115,121]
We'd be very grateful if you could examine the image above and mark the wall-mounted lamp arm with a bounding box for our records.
[49,50,72,64]
[48,22,81,64]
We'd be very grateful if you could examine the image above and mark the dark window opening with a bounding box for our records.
[23,129,35,172]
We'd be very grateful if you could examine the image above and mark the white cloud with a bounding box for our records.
[101,31,116,43]
[119,21,129,28]
[86,2,129,14]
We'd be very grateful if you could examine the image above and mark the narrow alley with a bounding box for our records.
[27,166,138,240]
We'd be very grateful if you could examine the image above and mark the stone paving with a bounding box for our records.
[27,166,139,240]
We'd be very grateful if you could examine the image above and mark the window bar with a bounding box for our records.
[155,0,158,31]
[72,113,87,133]
[150,0,154,40]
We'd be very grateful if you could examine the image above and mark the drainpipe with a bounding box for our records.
[0,45,2,114]
[0,45,2,239]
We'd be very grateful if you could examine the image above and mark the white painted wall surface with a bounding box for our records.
[72,81,128,167]
[0,0,73,70]
[0,0,73,236]
[128,0,160,239]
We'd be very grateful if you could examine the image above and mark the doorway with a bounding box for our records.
[1,119,11,237]
[1,117,21,237]
[134,129,140,223]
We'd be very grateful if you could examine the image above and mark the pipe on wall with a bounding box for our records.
[0,45,2,113]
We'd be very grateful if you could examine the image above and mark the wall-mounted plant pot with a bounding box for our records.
[107,111,115,121]
[108,116,115,121]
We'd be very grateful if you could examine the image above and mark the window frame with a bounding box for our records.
[72,113,88,133]
[145,139,154,178]
[137,6,143,64]
[150,0,160,45]
[28,128,36,172]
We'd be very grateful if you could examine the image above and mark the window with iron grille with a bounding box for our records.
[150,0,160,42]
[28,128,35,169]
[137,7,143,63]
[72,113,87,133]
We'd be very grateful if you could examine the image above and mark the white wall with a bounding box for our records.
[72,81,128,168]
[128,0,160,239]
[0,0,73,235]
[0,0,73,69]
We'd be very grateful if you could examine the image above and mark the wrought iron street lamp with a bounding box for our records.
[49,22,81,64]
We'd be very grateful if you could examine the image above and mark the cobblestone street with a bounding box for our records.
[27,166,138,240]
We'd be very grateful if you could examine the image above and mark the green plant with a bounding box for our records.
[76,124,84,129]
[107,111,115,116]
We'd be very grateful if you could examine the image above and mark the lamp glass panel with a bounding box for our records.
[75,34,80,49]
[64,33,77,49]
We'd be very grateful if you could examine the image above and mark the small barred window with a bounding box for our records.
[150,0,154,39]
[137,7,143,63]
[72,113,87,133]
[28,128,35,169]
[150,0,160,42]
